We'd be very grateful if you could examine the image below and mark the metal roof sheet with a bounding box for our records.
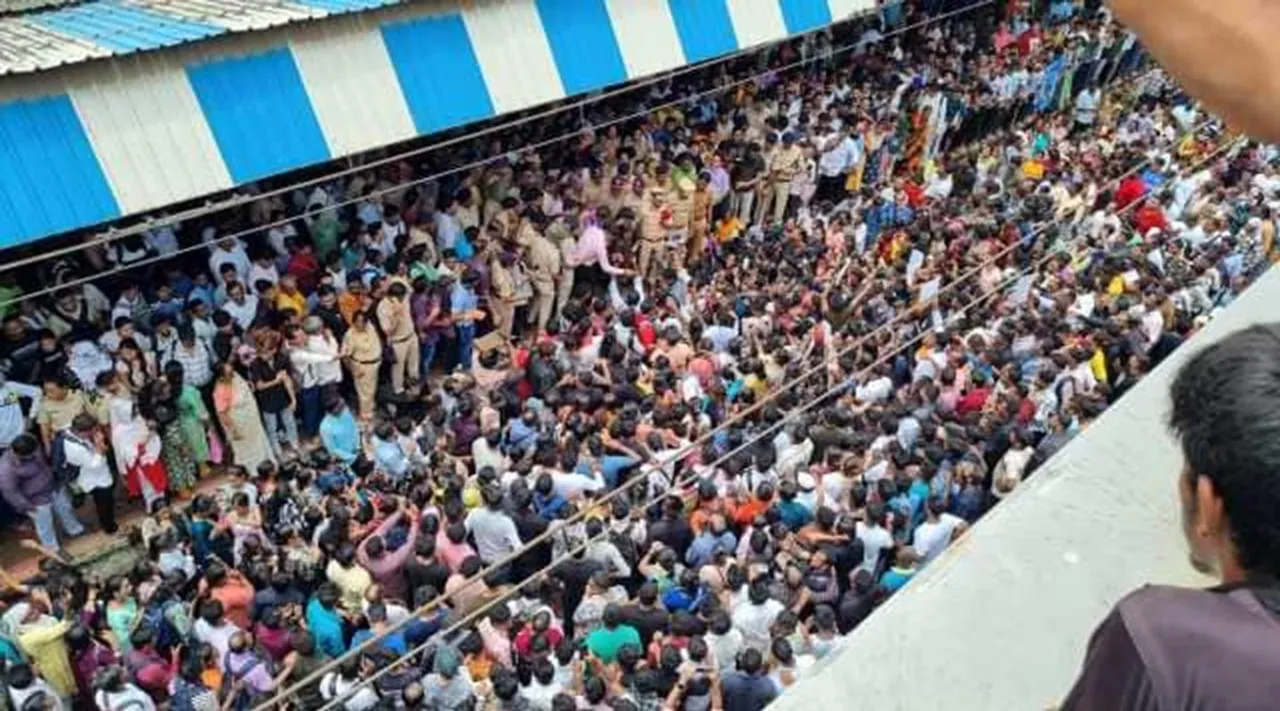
[30,0,225,54]
[0,0,406,75]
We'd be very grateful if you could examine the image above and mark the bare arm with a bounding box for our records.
[1107,0,1280,140]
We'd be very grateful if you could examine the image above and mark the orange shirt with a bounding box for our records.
[337,292,370,324]
[212,577,256,630]
[730,498,770,528]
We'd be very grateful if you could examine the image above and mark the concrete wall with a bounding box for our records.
[771,269,1280,710]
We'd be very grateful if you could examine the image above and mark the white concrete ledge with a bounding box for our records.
[771,268,1280,710]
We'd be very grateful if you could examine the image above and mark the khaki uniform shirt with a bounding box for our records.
[641,204,668,242]
[342,326,383,363]
[376,297,414,343]
[527,234,563,287]
[491,262,517,302]
[583,179,608,206]
[516,220,541,248]
[669,191,694,230]
[771,146,804,184]
[692,189,713,230]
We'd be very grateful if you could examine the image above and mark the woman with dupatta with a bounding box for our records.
[108,395,169,512]
[165,362,212,473]
[153,402,197,497]
[212,361,275,473]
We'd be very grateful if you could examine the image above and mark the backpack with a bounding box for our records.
[97,690,150,711]
[139,599,181,653]
[169,678,204,711]
[220,652,267,711]
[17,689,48,711]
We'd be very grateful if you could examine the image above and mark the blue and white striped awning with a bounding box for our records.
[0,0,404,74]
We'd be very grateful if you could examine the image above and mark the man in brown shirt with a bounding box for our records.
[1062,324,1280,709]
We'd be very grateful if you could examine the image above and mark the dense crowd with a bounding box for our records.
[0,2,1272,711]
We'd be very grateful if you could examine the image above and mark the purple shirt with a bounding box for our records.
[226,650,273,694]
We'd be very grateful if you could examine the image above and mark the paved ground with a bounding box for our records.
[0,474,227,581]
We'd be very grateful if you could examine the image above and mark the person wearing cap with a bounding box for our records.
[766,133,805,224]
[339,310,382,421]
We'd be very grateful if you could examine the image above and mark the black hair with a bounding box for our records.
[1169,324,1280,578]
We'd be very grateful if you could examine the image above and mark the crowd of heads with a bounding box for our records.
[0,2,1276,711]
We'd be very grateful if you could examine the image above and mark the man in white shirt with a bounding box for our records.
[732,580,785,653]
[247,253,279,289]
[545,466,606,501]
[208,238,251,285]
[220,282,259,331]
[98,317,152,356]
[855,507,894,574]
[464,487,523,567]
[854,369,894,404]
[913,498,968,564]
[61,414,117,534]
[1073,88,1101,136]
[289,320,340,438]
[471,431,510,475]
[0,373,39,449]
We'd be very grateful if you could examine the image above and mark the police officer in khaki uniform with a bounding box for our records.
[639,188,672,282]
[626,175,648,216]
[550,213,578,319]
[668,178,695,271]
[515,214,541,249]
[603,176,630,215]
[582,166,608,206]
[525,219,562,333]
[767,132,805,224]
[690,172,714,266]
[489,252,520,339]
[376,282,418,395]
[340,310,382,420]
[491,197,521,242]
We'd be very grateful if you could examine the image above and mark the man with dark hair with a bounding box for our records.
[720,647,776,711]
[0,433,84,552]
[585,604,640,664]
[1063,324,1280,708]
[377,280,418,395]
[62,413,117,534]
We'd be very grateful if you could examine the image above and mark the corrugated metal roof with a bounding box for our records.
[147,0,323,33]
[0,16,110,73]
[31,0,226,54]
[0,0,406,75]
